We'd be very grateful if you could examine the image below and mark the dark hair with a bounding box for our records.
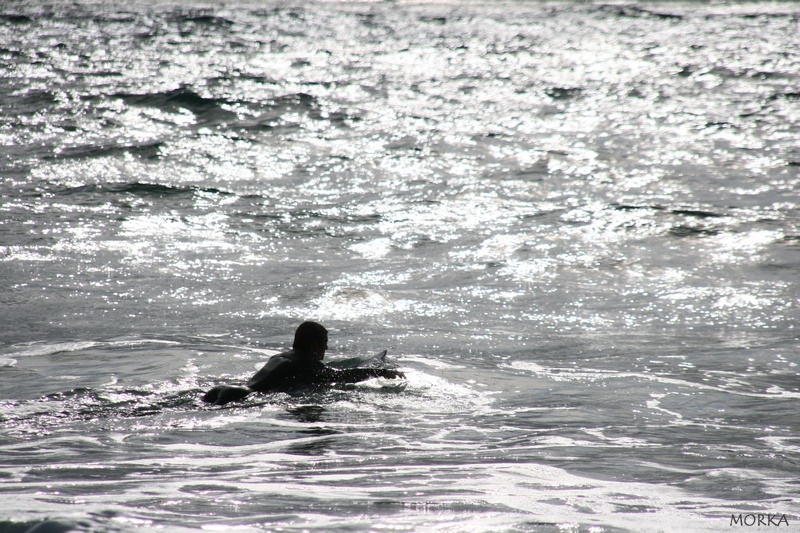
[293,321,328,352]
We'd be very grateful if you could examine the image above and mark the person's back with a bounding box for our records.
[246,349,325,392]
[202,321,404,405]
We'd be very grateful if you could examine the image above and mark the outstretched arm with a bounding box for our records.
[317,367,404,384]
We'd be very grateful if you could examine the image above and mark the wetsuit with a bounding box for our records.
[202,350,401,405]
[247,350,398,392]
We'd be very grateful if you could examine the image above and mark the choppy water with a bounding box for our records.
[1,1,799,531]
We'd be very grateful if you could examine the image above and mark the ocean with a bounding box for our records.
[1,0,798,531]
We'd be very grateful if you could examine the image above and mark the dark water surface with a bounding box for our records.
[1,1,799,531]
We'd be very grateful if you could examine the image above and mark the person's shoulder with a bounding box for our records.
[246,349,299,388]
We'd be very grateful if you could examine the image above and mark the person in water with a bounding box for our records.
[202,321,404,405]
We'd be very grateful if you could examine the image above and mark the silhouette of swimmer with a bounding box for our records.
[202,321,404,406]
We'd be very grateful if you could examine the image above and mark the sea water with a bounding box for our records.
[0,1,799,531]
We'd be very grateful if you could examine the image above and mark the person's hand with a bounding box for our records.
[381,369,405,379]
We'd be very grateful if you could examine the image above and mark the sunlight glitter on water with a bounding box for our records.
[1,2,799,532]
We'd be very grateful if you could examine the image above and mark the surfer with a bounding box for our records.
[202,321,404,405]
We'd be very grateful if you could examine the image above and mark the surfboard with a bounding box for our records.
[356,349,388,368]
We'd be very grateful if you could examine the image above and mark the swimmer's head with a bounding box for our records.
[293,321,328,361]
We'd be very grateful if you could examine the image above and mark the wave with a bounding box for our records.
[668,225,721,238]
[110,87,354,132]
[0,385,202,434]
[169,11,234,28]
[506,361,800,400]
[47,181,234,198]
[49,140,163,161]
[596,4,683,21]
[2,338,182,359]
[0,88,56,117]
[609,203,730,238]
[611,204,725,219]
[0,14,32,24]
[113,87,240,124]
